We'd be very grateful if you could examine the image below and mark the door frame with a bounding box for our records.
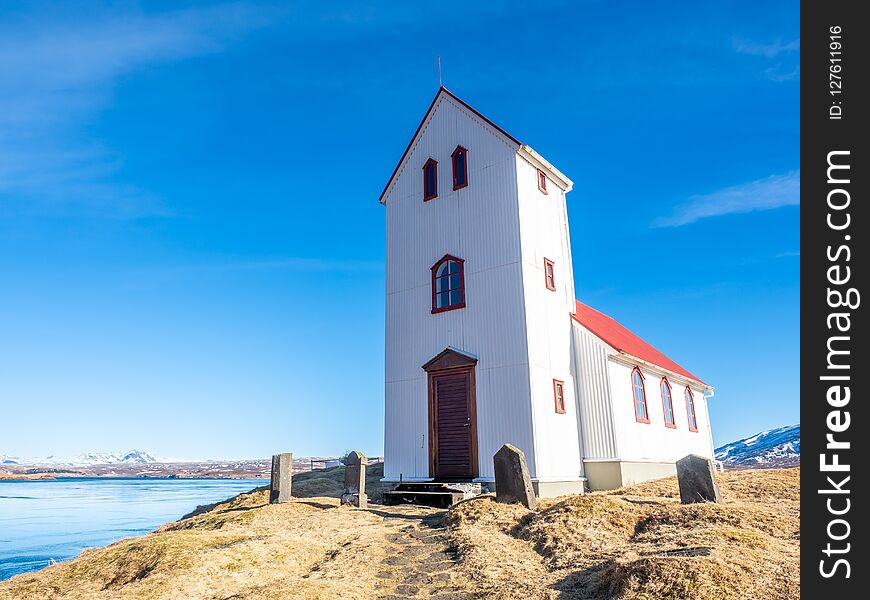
[422,348,479,480]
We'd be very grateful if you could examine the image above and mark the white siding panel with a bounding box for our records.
[475,364,536,479]
[514,156,583,481]
[384,379,428,479]
[571,324,619,459]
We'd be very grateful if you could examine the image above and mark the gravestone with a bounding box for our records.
[493,444,537,509]
[270,452,293,504]
[341,450,368,508]
[676,454,721,504]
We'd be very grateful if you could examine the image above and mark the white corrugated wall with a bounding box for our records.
[514,155,584,481]
[571,324,620,460]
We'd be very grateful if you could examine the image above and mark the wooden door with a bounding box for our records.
[430,369,477,479]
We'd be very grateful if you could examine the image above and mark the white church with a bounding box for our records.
[380,88,715,496]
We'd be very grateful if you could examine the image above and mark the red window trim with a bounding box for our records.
[423,158,438,201]
[430,254,466,314]
[537,168,548,194]
[553,379,566,414]
[451,145,468,191]
[660,377,676,429]
[685,386,699,432]
[631,367,650,424]
[543,258,556,291]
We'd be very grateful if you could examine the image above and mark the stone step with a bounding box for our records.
[382,489,465,508]
[392,483,460,494]
[392,481,483,494]
[391,482,448,493]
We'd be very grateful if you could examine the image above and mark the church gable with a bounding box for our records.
[379,87,521,206]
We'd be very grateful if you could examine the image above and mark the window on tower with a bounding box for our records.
[423,158,438,201]
[431,255,465,313]
[537,168,548,194]
[553,379,566,414]
[544,258,556,291]
[452,146,468,190]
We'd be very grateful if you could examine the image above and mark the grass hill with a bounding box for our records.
[0,465,798,599]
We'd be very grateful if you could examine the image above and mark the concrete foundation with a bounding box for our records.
[583,460,677,491]
[482,478,587,499]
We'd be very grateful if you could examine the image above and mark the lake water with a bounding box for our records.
[0,477,265,581]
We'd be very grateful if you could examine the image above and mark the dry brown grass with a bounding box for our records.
[448,467,800,600]
[0,490,456,600]
[0,467,799,600]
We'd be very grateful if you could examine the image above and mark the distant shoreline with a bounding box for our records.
[0,456,334,481]
[0,474,270,481]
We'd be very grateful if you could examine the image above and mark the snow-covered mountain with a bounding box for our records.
[0,453,20,465]
[8,450,159,467]
[715,424,800,469]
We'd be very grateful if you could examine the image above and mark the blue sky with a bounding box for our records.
[0,1,799,459]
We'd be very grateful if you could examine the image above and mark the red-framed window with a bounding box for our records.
[631,367,649,423]
[423,158,438,201]
[537,168,548,194]
[451,146,468,190]
[685,387,698,432]
[544,258,556,291]
[661,378,676,428]
[431,255,465,313]
[553,379,566,414]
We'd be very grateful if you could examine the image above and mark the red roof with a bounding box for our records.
[572,300,705,385]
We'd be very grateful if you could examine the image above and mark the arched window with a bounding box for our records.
[423,158,438,201]
[685,387,698,432]
[431,255,465,313]
[661,378,676,428]
[631,368,649,423]
[452,146,468,190]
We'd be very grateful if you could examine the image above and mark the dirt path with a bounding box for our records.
[370,506,472,600]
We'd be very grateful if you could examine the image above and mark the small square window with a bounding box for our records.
[553,379,566,414]
[544,258,555,291]
[537,169,548,194]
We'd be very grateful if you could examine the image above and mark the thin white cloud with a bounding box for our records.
[764,64,800,82]
[733,37,800,58]
[732,37,800,82]
[0,3,276,219]
[653,171,800,228]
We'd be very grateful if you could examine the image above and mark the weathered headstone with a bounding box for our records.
[493,444,537,509]
[676,454,721,504]
[341,450,368,508]
[270,452,293,504]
